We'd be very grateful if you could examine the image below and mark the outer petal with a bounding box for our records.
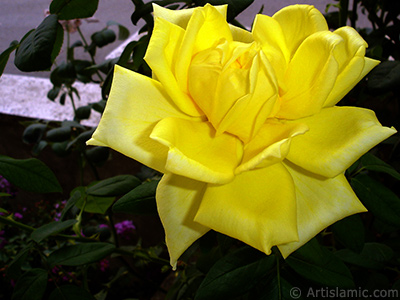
[236,119,309,174]
[324,27,380,107]
[194,163,298,255]
[272,4,328,58]
[278,162,367,257]
[153,3,228,30]
[145,17,202,117]
[150,117,243,184]
[175,4,232,94]
[87,65,190,173]
[278,31,342,119]
[157,173,210,269]
[286,106,397,178]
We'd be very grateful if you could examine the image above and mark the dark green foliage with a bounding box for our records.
[14,15,63,72]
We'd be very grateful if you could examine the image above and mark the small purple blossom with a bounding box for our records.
[0,175,15,196]
[14,212,23,219]
[99,259,109,272]
[115,220,136,240]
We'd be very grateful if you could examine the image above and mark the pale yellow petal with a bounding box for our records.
[150,117,243,184]
[144,17,202,117]
[195,163,298,255]
[278,31,342,119]
[157,173,210,269]
[236,119,309,174]
[87,66,190,173]
[273,4,328,58]
[286,106,397,178]
[324,27,379,107]
[278,162,367,257]
[152,3,227,29]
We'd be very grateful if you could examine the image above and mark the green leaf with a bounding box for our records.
[73,186,115,214]
[31,219,77,243]
[50,0,99,20]
[250,276,302,300]
[67,129,95,150]
[368,61,400,92]
[107,21,130,40]
[0,155,62,193]
[7,243,34,279]
[47,86,61,100]
[0,40,18,77]
[11,268,48,300]
[14,14,63,72]
[87,175,141,197]
[360,153,400,181]
[49,285,96,300]
[60,190,81,221]
[85,146,110,165]
[112,180,158,215]
[351,175,400,227]
[22,123,47,144]
[74,105,91,121]
[91,29,116,48]
[332,214,365,253]
[335,243,394,270]
[47,242,115,266]
[286,238,355,288]
[195,247,275,300]
[90,100,106,114]
[46,126,72,142]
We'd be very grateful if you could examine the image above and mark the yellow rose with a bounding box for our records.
[88,4,396,269]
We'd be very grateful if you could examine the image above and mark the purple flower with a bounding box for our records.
[114,220,136,239]
[14,212,23,219]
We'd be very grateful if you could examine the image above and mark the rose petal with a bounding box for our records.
[324,27,380,107]
[273,4,328,58]
[175,4,233,94]
[286,106,397,178]
[252,14,289,86]
[278,162,367,257]
[195,163,298,255]
[150,117,243,184]
[236,119,309,174]
[278,31,343,119]
[145,17,202,117]
[153,3,227,30]
[157,173,209,269]
[87,66,191,173]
